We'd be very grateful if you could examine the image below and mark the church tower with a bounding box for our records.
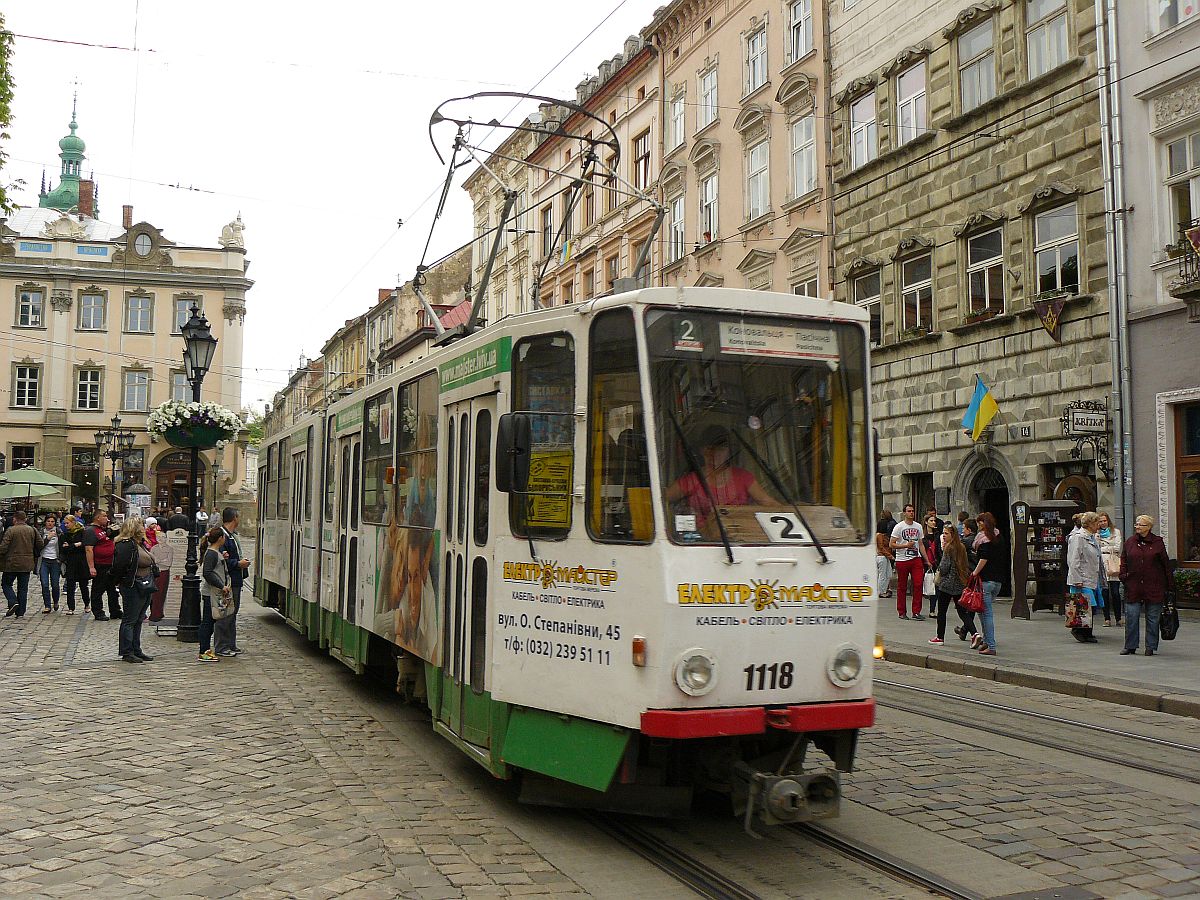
[38,96,91,214]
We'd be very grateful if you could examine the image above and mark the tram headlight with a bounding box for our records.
[828,644,864,687]
[674,648,718,696]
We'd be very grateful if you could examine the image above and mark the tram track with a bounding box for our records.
[875,678,1200,785]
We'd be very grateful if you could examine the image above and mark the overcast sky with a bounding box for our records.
[6,0,656,410]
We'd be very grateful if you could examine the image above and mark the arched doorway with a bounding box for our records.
[153,451,206,512]
[972,466,1011,595]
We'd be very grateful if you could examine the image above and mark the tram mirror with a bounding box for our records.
[496,413,532,494]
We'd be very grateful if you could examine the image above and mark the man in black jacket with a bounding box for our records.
[165,507,191,531]
[216,507,250,656]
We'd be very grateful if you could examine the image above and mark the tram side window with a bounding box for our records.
[510,333,575,540]
[587,309,652,542]
[362,388,395,524]
[276,436,290,519]
[265,445,277,518]
[395,373,438,529]
[305,426,315,520]
[324,417,336,523]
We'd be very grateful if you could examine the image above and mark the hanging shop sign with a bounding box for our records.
[1060,399,1111,480]
[1032,296,1067,342]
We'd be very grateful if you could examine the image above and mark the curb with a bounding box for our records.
[883,647,1200,720]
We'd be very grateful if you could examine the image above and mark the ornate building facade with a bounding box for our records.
[3,110,254,512]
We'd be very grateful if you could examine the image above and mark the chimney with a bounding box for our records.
[78,180,96,219]
[122,204,133,229]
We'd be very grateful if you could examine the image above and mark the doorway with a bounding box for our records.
[972,466,1011,594]
[155,451,206,512]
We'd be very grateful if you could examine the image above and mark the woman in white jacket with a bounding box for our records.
[1066,511,1106,644]
[1096,512,1123,627]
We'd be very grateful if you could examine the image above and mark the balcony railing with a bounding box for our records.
[1170,219,1200,322]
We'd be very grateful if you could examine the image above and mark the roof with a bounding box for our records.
[6,207,125,242]
[439,300,472,329]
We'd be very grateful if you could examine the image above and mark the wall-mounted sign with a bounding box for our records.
[1061,399,1111,481]
[1066,408,1107,435]
[18,241,52,253]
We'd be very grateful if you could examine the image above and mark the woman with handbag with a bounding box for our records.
[112,517,157,664]
[967,512,1008,655]
[1066,512,1106,644]
[200,527,231,662]
[1119,515,1170,656]
[933,524,969,644]
[1096,512,1124,627]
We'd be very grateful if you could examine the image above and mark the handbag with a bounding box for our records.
[922,570,937,596]
[1160,597,1180,641]
[958,575,985,613]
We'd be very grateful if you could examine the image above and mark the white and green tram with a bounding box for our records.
[255,286,877,829]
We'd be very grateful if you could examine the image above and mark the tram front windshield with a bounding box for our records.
[646,309,870,546]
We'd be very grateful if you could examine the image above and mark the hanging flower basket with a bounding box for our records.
[148,400,243,450]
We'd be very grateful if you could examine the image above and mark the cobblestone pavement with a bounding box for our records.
[857,661,1200,899]
[0,606,590,899]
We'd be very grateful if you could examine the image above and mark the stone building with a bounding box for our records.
[3,109,254,513]
[379,245,472,370]
[1115,0,1200,566]
[644,0,832,296]
[829,0,1114,526]
[320,315,367,401]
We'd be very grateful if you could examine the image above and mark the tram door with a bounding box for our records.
[437,395,496,748]
[333,433,362,655]
[289,449,306,597]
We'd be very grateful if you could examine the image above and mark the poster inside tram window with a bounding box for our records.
[376,524,441,666]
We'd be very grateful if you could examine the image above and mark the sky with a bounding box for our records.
[5,0,658,411]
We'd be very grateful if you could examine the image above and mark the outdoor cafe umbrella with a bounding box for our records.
[0,467,75,489]
[0,482,60,501]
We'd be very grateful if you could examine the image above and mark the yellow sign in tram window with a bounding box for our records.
[526,450,573,529]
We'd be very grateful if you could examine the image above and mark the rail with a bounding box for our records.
[1174,218,1200,288]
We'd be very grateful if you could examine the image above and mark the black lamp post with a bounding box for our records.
[176,304,218,643]
[95,414,136,515]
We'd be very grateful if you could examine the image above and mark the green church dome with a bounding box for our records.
[59,119,85,155]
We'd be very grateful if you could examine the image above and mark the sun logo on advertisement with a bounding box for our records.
[749,579,779,611]
[540,563,557,590]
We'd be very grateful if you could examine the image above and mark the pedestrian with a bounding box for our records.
[968,511,1008,655]
[86,511,123,621]
[921,511,942,616]
[165,507,190,531]
[875,530,895,599]
[956,511,970,538]
[890,504,929,620]
[195,503,210,530]
[935,524,970,644]
[0,511,44,619]
[37,513,63,613]
[112,517,156,664]
[217,507,250,657]
[146,520,174,622]
[60,515,90,615]
[961,517,978,548]
[199,527,229,662]
[1119,515,1170,656]
[877,507,898,539]
[1096,512,1124,627]
[1066,511,1105,644]
[925,505,946,537]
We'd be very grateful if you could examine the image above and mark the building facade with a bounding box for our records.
[3,112,254,513]
[645,0,832,297]
[829,0,1115,526]
[1115,1,1200,567]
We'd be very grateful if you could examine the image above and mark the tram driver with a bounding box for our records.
[665,425,777,530]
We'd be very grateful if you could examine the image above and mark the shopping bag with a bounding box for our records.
[958,575,984,613]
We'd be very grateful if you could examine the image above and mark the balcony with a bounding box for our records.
[1168,218,1200,323]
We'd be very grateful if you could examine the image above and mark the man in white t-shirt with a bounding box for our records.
[890,504,929,620]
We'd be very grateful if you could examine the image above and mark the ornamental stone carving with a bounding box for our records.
[1017,181,1077,213]
[942,1,1001,40]
[1152,83,1200,130]
[41,213,87,239]
[844,255,884,277]
[50,290,73,313]
[881,45,931,78]
[776,73,815,113]
[891,235,934,258]
[219,214,246,249]
[835,76,877,108]
[954,210,1005,236]
[223,297,247,324]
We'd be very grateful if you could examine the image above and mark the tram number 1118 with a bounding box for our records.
[743,661,795,691]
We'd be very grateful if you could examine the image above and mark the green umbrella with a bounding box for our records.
[0,467,76,488]
[0,482,60,500]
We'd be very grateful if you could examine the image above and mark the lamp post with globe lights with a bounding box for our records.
[93,414,136,516]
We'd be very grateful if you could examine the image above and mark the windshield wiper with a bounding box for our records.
[668,414,735,566]
[727,429,829,565]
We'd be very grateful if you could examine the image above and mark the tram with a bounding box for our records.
[255,286,877,830]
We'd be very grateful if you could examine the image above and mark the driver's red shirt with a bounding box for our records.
[674,467,755,525]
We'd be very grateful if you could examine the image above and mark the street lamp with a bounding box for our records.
[94,414,136,516]
[177,304,217,644]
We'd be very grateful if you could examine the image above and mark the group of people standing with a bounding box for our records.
[876,504,1010,655]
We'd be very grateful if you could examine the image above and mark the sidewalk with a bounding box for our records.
[878,600,1200,719]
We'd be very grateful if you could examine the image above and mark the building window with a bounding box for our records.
[632,129,652,191]
[71,447,98,499]
[789,0,813,61]
[959,20,996,111]
[850,92,878,169]
[125,295,153,333]
[133,233,153,256]
[1034,202,1079,294]
[606,255,620,290]
[699,173,719,242]
[747,141,770,220]
[1026,0,1068,79]
[699,68,718,129]
[793,277,818,297]
[561,195,573,244]
[11,446,35,470]
[900,254,934,332]
[1166,129,1200,234]
[513,190,527,234]
[13,365,41,409]
[669,93,686,150]
[1176,403,1200,565]
[171,370,190,402]
[541,206,554,259]
[967,229,1005,315]
[896,64,928,145]
[172,297,199,334]
[76,368,102,410]
[79,293,105,330]
[605,155,619,212]
[583,183,596,227]
[122,370,150,412]
[853,270,882,346]
[668,195,686,264]
[1158,0,1199,32]
[583,268,596,299]
[16,289,44,328]
[745,28,768,94]
[790,115,816,198]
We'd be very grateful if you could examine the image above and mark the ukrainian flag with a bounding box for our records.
[560,239,574,265]
[962,375,999,441]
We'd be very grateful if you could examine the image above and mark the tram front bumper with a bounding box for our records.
[639,698,875,739]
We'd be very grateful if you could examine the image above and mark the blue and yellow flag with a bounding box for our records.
[962,375,999,441]
[560,239,574,265]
